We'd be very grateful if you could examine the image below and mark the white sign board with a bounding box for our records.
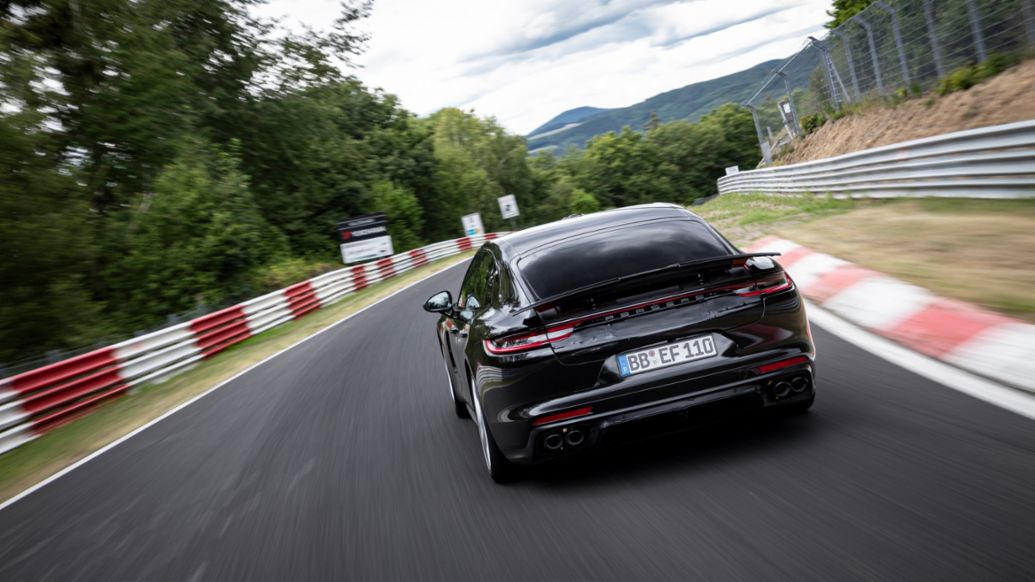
[725,165,740,176]
[497,194,519,219]
[461,213,484,236]
[341,236,394,264]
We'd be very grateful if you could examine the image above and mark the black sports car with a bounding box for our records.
[423,203,815,482]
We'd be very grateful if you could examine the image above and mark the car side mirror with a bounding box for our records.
[423,290,453,314]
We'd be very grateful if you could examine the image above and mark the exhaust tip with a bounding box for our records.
[543,433,564,450]
[791,376,809,393]
[773,381,792,398]
[565,429,585,447]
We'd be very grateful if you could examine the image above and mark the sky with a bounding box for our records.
[257,0,832,135]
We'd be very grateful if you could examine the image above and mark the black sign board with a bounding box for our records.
[337,212,389,243]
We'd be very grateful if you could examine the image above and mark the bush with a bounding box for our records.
[248,258,339,293]
[800,113,827,135]
[570,189,601,214]
[936,52,1018,96]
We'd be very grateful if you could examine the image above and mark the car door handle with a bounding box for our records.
[458,330,469,338]
[448,327,459,334]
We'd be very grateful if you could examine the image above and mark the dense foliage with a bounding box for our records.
[0,1,758,365]
[825,0,874,28]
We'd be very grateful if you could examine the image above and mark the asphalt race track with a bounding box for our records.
[2,262,1034,581]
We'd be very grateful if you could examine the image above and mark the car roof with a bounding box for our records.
[494,203,705,263]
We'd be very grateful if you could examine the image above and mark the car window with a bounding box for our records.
[517,219,732,299]
[498,264,516,306]
[459,249,491,310]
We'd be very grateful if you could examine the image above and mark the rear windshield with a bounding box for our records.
[518,219,732,299]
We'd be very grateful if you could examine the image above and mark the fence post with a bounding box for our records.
[855,17,885,96]
[831,30,860,99]
[776,71,802,137]
[873,1,911,87]
[1022,0,1035,45]
[745,104,772,166]
[810,37,849,108]
[921,0,946,78]
[963,0,988,62]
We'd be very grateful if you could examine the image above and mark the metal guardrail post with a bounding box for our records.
[963,0,988,62]
[854,17,885,96]
[920,0,946,78]
[873,1,911,87]
[715,119,1035,200]
[831,31,860,100]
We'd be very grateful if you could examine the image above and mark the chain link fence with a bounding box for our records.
[743,0,1035,165]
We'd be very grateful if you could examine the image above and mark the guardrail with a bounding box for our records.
[717,119,1035,199]
[0,233,500,455]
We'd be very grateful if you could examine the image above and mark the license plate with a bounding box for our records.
[617,335,717,377]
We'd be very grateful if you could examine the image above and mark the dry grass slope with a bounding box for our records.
[780,59,1035,164]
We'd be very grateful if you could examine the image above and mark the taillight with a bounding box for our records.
[735,272,793,297]
[483,325,574,355]
[756,355,810,374]
[532,406,593,426]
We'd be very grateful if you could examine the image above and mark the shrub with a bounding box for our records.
[800,113,827,136]
[570,189,601,214]
[936,52,1018,96]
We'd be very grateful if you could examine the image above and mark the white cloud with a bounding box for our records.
[258,0,830,134]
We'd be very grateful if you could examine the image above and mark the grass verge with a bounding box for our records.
[695,194,1035,322]
[0,253,471,503]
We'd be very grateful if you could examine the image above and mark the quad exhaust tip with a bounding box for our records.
[791,376,810,393]
[543,433,564,450]
[565,429,585,447]
[773,381,792,398]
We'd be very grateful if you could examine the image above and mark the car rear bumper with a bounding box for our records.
[500,360,815,465]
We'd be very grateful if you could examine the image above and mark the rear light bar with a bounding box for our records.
[756,355,810,374]
[487,270,792,356]
[532,406,593,426]
[484,325,574,355]
[735,272,793,297]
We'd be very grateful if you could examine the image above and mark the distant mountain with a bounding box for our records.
[526,56,815,152]
[527,106,608,137]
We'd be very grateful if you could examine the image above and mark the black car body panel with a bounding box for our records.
[427,204,815,467]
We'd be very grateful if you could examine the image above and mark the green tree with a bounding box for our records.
[106,141,288,328]
[370,181,425,251]
[825,0,874,28]
[0,111,103,363]
[570,189,601,214]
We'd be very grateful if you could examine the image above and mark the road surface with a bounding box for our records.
[2,262,1034,581]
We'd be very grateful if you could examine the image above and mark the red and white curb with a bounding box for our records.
[0,234,501,456]
[748,236,1035,394]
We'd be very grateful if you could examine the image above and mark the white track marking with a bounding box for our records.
[808,302,1035,422]
[0,260,469,512]
[944,323,1035,392]
[823,276,934,330]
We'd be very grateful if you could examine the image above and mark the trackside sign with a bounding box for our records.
[337,213,394,264]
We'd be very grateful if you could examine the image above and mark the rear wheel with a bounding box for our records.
[469,373,519,484]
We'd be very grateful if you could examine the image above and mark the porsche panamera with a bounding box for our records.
[423,203,815,482]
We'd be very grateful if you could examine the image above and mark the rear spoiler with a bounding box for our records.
[518,252,781,314]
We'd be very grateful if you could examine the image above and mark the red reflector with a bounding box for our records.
[756,356,810,374]
[532,406,593,426]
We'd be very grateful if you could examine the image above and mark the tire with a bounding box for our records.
[468,372,519,484]
[443,360,469,419]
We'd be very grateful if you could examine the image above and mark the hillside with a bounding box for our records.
[778,59,1035,164]
[526,56,814,151]
[527,106,608,137]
